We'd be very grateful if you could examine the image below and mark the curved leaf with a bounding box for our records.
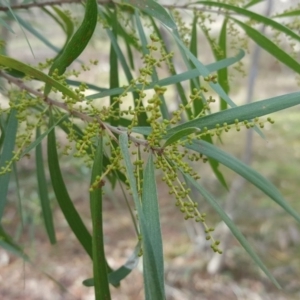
[274,10,300,18]
[163,127,200,148]
[0,55,79,99]
[190,15,203,115]
[0,109,18,219]
[231,17,300,74]
[191,1,300,43]
[132,126,152,136]
[36,127,56,244]
[244,0,264,8]
[21,114,68,158]
[127,0,176,30]
[99,7,148,126]
[82,241,141,287]
[149,16,192,119]
[183,174,281,289]
[109,8,120,127]
[165,91,300,137]
[47,111,92,258]
[90,137,111,299]
[52,6,74,42]
[135,10,169,119]
[119,133,165,299]
[186,140,300,224]
[217,19,229,111]
[142,154,165,296]
[87,49,245,100]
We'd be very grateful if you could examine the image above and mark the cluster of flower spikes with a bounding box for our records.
[113,35,222,253]
[0,85,50,176]
[0,29,275,255]
[130,34,276,254]
[147,96,223,253]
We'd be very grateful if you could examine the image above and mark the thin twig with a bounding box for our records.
[0,0,108,11]
[0,70,151,147]
[0,0,233,16]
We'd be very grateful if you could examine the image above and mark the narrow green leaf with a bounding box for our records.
[231,17,300,74]
[125,36,135,69]
[12,163,24,228]
[99,7,134,81]
[117,117,132,128]
[200,18,229,110]
[119,133,143,218]
[173,28,201,93]
[0,116,6,148]
[86,49,245,100]
[206,49,245,73]
[186,140,300,224]
[90,137,111,299]
[66,79,107,92]
[190,15,203,115]
[44,0,97,95]
[127,0,176,30]
[218,19,229,111]
[0,109,18,220]
[36,127,56,244]
[274,10,300,18]
[108,241,141,286]
[119,134,165,299]
[165,91,300,138]
[82,278,95,287]
[52,6,74,41]
[48,6,75,60]
[163,127,200,148]
[135,11,169,119]
[47,111,92,258]
[49,115,116,276]
[83,241,141,287]
[244,0,265,8]
[104,7,140,51]
[131,126,152,136]
[109,8,120,127]
[21,114,68,158]
[0,55,79,100]
[171,31,237,108]
[142,154,165,296]
[149,17,193,119]
[42,7,65,31]
[183,175,281,289]
[99,8,148,126]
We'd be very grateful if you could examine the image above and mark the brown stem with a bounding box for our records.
[0,0,231,16]
[0,70,152,147]
[0,0,111,12]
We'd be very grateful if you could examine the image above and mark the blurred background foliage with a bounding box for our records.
[1,0,300,299]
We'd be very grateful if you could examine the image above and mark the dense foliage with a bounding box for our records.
[1,0,300,298]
